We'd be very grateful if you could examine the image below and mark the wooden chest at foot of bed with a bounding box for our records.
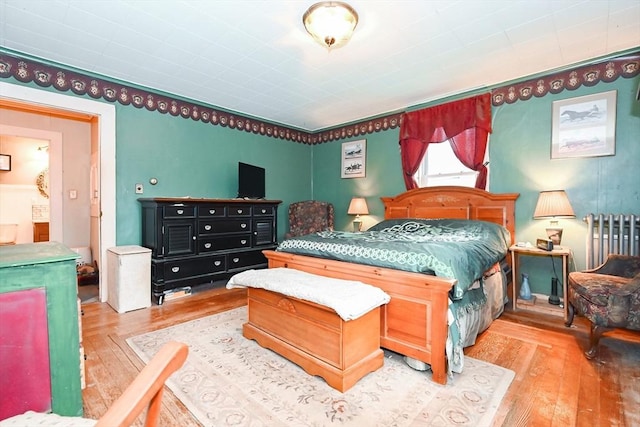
[243,287,384,392]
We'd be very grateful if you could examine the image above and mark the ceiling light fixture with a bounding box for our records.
[303,1,359,50]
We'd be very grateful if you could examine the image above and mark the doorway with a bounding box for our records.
[0,127,62,244]
[0,82,116,303]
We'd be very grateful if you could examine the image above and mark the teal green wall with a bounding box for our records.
[490,76,640,294]
[312,130,405,231]
[312,75,640,296]
[3,50,638,298]
[115,105,312,244]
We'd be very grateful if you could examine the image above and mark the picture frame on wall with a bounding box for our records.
[0,154,11,171]
[341,139,366,178]
[551,90,617,159]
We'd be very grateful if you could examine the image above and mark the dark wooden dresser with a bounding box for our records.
[139,198,281,304]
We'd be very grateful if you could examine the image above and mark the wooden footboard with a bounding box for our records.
[263,250,455,384]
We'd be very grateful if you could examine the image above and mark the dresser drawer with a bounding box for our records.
[199,235,251,252]
[199,219,250,234]
[228,206,251,217]
[163,256,226,280]
[254,206,275,216]
[163,204,195,219]
[227,250,268,271]
[198,205,226,218]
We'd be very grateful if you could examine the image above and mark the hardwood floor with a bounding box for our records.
[80,285,640,426]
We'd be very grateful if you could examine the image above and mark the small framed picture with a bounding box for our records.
[341,139,366,178]
[551,90,617,159]
[0,154,11,171]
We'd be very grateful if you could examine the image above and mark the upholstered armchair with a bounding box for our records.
[285,200,334,239]
[565,254,640,359]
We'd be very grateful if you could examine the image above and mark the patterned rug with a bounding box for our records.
[127,307,514,427]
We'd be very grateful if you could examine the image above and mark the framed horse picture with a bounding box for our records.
[341,139,366,178]
[551,90,617,159]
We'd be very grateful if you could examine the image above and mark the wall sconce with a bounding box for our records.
[303,1,359,50]
[347,197,368,231]
[533,190,575,247]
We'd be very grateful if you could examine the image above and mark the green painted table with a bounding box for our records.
[0,242,82,417]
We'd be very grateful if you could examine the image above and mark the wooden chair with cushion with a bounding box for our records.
[565,255,640,359]
[0,341,188,427]
[285,200,335,238]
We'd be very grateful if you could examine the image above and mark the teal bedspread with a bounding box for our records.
[276,218,511,300]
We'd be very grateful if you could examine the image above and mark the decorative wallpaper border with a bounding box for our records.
[0,52,401,145]
[491,53,639,106]
[1,51,637,142]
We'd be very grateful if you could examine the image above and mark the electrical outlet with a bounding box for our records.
[135,183,144,194]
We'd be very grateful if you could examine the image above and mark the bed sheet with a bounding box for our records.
[277,218,511,299]
[406,263,507,376]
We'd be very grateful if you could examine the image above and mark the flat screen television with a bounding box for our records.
[237,162,265,199]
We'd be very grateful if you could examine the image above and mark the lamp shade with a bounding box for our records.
[303,1,358,50]
[533,190,575,219]
[347,197,369,215]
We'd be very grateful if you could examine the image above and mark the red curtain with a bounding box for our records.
[398,93,492,190]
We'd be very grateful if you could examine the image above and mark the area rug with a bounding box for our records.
[127,307,514,427]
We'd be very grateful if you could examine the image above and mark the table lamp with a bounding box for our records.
[347,197,369,231]
[533,190,576,247]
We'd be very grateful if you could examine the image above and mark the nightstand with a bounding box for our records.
[509,244,571,321]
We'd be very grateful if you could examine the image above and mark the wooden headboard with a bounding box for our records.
[381,186,519,244]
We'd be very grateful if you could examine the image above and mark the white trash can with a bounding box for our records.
[107,245,152,313]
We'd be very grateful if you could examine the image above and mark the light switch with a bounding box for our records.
[69,189,78,199]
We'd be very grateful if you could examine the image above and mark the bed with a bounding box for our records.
[263,186,518,385]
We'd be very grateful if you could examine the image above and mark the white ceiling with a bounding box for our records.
[1,0,639,131]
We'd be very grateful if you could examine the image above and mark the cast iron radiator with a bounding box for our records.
[585,213,639,269]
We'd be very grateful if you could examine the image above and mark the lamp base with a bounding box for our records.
[549,278,561,305]
[353,219,362,232]
[548,295,561,305]
[545,227,563,246]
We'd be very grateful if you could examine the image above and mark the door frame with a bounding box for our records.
[0,82,116,302]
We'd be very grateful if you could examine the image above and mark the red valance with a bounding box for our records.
[399,93,492,143]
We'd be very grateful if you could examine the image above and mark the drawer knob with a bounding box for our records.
[177,209,184,215]
[232,257,239,263]
[204,225,212,231]
[241,240,247,245]
[204,243,211,249]
[171,266,180,273]
[261,209,267,214]
[214,261,221,266]
[241,223,247,229]
[209,209,216,214]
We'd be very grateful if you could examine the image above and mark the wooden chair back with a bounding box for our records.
[95,341,188,427]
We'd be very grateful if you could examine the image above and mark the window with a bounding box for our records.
[415,140,487,188]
